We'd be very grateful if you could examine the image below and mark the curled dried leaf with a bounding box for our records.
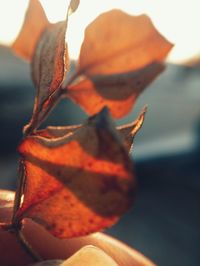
[37,125,81,138]
[25,20,69,135]
[31,21,68,98]
[12,0,50,60]
[67,63,163,118]
[17,109,135,238]
[117,106,147,152]
[37,107,147,152]
[78,10,173,76]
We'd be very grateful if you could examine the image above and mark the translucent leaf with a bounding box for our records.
[17,109,135,238]
[64,10,172,118]
[12,0,50,60]
[67,63,162,118]
[78,10,173,76]
[25,20,69,134]
[31,21,68,99]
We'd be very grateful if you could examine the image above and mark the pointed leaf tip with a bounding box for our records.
[118,106,147,151]
[12,0,50,60]
[88,107,111,128]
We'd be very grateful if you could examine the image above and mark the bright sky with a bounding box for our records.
[0,0,200,63]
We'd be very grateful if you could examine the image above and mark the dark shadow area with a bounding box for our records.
[108,150,200,266]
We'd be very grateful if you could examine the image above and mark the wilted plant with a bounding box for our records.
[0,0,172,264]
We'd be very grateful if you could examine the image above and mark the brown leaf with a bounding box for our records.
[37,125,81,139]
[37,107,146,152]
[25,20,69,135]
[31,21,68,97]
[67,62,163,118]
[117,106,147,151]
[17,109,135,238]
[78,10,173,76]
[12,0,50,60]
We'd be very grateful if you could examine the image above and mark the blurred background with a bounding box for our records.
[0,1,200,265]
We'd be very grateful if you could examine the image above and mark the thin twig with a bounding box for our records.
[18,229,43,261]
[13,228,42,262]
[24,87,63,136]
[12,160,25,227]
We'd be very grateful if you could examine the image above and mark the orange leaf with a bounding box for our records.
[78,10,173,76]
[12,0,50,61]
[25,20,69,135]
[31,21,68,98]
[67,63,163,118]
[37,107,146,152]
[17,109,135,238]
[117,106,147,152]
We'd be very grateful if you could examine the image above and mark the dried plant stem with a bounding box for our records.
[9,161,42,261]
[17,230,42,262]
[24,87,63,136]
[10,227,42,262]
[12,160,25,227]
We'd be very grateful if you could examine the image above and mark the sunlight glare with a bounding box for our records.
[60,0,200,63]
[0,1,28,45]
[0,0,200,64]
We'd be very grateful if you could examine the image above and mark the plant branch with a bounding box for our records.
[12,160,26,228]
[24,88,63,136]
[17,230,42,262]
[8,161,42,262]
[7,227,42,262]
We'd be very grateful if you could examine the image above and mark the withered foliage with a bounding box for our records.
[10,0,172,238]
